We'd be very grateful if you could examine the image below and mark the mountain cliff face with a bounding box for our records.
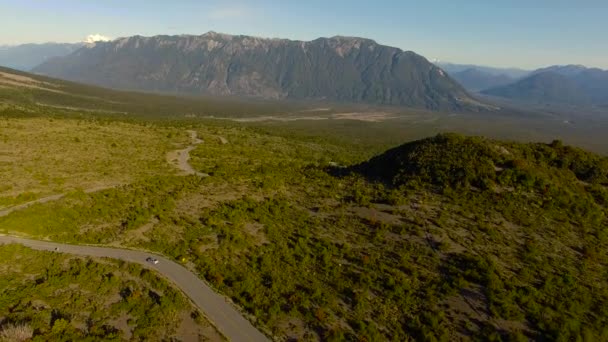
[33,32,482,110]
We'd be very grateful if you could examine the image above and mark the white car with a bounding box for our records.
[146,257,159,265]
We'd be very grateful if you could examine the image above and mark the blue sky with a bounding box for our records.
[1,0,606,69]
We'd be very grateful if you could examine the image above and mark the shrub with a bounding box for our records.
[0,323,33,342]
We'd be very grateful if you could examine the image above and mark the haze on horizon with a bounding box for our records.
[0,0,606,70]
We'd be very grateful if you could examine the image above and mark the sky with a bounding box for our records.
[1,0,607,69]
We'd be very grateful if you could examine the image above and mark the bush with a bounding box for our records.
[0,323,33,342]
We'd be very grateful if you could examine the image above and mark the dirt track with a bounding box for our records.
[167,130,209,177]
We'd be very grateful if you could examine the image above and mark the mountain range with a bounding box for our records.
[448,68,516,92]
[0,43,81,71]
[483,65,608,106]
[32,32,484,110]
[434,62,530,79]
[4,34,604,110]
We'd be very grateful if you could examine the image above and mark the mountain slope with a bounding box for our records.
[532,64,589,77]
[33,32,483,110]
[482,72,592,105]
[483,65,608,106]
[450,68,515,92]
[435,62,530,79]
[0,43,81,71]
[573,68,608,104]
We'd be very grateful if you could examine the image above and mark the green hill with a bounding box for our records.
[354,133,608,189]
[348,134,608,340]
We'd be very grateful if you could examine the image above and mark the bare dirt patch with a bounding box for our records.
[175,184,250,216]
[329,112,399,122]
[349,206,404,225]
[203,111,399,123]
[174,311,225,342]
[197,235,219,253]
[167,130,208,177]
[123,217,159,243]
[0,71,66,94]
[243,222,269,246]
[109,313,133,340]
[275,316,310,341]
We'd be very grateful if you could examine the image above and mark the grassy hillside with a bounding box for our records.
[0,66,302,119]
[0,244,223,341]
[0,116,190,209]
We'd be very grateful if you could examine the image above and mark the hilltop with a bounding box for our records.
[355,133,608,189]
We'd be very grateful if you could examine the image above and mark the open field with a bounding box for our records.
[0,116,192,209]
[0,244,223,341]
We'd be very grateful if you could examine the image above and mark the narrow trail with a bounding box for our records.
[0,185,118,218]
[0,130,269,341]
[167,130,209,177]
[1,130,205,217]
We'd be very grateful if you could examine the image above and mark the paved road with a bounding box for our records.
[0,130,262,340]
[0,236,269,342]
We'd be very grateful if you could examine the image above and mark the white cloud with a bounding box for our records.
[84,34,112,43]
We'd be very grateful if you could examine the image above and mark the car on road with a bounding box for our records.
[146,257,159,265]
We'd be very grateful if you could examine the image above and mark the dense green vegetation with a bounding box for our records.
[3,121,607,341]
[0,115,186,209]
[355,133,608,189]
[0,244,221,341]
[2,67,608,341]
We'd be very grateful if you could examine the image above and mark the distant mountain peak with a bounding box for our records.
[201,31,234,40]
[532,64,590,77]
[445,67,516,92]
[327,35,376,43]
[0,42,82,71]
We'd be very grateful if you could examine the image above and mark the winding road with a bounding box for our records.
[0,236,268,342]
[0,130,269,342]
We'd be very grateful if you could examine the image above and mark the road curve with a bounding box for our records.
[0,235,269,342]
